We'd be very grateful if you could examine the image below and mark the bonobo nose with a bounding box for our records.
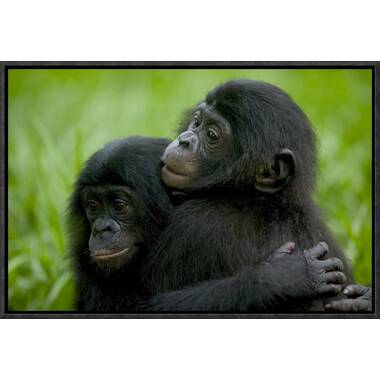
[94,217,120,235]
[178,131,197,148]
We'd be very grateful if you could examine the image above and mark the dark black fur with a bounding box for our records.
[142,80,354,312]
[70,137,340,312]
[68,137,173,311]
[69,80,356,312]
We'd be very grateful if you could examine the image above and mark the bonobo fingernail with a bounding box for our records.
[288,242,295,250]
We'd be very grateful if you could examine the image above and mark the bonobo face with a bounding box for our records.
[161,102,232,189]
[81,184,141,269]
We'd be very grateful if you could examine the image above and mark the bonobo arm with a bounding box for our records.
[141,242,346,312]
[324,284,372,312]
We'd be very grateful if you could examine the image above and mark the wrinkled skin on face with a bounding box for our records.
[81,184,142,269]
[161,102,232,189]
[161,100,296,195]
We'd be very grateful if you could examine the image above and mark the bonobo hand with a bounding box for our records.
[269,241,346,297]
[303,242,346,295]
[324,284,372,312]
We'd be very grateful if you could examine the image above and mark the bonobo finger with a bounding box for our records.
[273,242,296,258]
[325,299,355,312]
[343,284,369,298]
[324,271,346,284]
[305,241,329,259]
[322,257,344,272]
[317,284,342,295]
[325,299,371,312]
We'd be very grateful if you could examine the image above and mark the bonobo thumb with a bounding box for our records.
[273,242,296,258]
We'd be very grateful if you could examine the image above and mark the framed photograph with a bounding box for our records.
[0,62,377,318]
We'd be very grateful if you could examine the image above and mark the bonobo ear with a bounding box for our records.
[254,149,295,194]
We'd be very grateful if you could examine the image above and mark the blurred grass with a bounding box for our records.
[8,68,372,311]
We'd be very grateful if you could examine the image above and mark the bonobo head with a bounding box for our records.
[68,137,172,271]
[80,184,140,268]
[161,79,316,196]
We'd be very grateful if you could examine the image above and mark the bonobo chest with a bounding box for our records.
[150,198,275,285]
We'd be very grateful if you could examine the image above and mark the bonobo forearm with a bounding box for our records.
[141,242,344,312]
[144,275,244,312]
[143,258,309,312]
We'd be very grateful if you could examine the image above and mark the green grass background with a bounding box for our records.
[8,68,372,311]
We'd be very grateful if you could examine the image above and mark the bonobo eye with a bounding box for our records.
[206,129,219,143]
[87,200,99,213]
[113,200,127,212]
[193,115,202,127]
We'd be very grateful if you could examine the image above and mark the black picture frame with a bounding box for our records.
[1,61,378,319]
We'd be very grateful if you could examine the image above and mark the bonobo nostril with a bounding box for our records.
[178,137,190,147]
[178,131,196,148]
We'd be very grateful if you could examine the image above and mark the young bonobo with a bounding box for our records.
[141,79,371,312]
[69,136,363,312]
[69,138,174,311]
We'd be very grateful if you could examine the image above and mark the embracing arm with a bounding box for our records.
[139,242,346,312]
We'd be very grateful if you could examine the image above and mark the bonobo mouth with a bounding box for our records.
[161,164,194,189]
[162,163,190,179]
[91,247,130,262]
